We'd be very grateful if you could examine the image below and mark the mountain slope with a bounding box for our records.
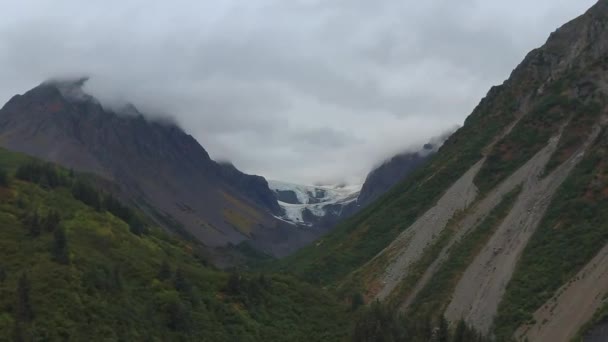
[356,135,448,210]
[0,148,350,340]
[280,1,608,340]
[0,80,311,257]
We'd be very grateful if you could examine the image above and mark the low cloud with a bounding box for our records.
[0,0,595,184]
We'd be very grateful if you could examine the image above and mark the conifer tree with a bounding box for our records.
[27,212,41,237]
[44,210,61,232]
[16,273,33,322]
[158,260,172,280]
[52,228,69,264]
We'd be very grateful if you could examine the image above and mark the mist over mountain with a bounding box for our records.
[0,78,316,257]
[0,0,595,185]
[1,1,606,341]
[266,133,451,230]
[284,1,608,340]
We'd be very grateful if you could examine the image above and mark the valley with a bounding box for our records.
[1,1,608,341]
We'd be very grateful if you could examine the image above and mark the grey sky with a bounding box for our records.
[0,0,596,184]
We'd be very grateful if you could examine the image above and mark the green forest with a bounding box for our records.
[0,149,352,341]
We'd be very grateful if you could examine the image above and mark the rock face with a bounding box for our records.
[0,79,310,256]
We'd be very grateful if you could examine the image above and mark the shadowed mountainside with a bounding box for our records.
[0,80,314,257]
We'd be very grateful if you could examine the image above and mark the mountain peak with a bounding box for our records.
[0,80,301,255]
[42,76,93,103]
[43,75,90,88]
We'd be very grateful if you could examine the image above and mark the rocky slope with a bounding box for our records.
[0,79,312,257]
[281,1,608,340]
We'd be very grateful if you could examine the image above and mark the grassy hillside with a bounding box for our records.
[0,148,350,341]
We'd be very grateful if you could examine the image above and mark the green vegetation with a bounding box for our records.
[408,187,521,319]
[279,84,521,287]
[334,212,464,305]
[352,301,489,342]
[0,149,351,341]
[494,128,608,340]
[0,169,8,187]
[474,92,574,193]
[543,99,603,175]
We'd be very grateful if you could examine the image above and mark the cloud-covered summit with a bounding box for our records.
[0,0,595,184]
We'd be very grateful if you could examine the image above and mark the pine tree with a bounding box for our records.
[0,265,6,283]
[351,292,365,311]
[112,265,123,291]
[25,212,41,237]
[0,168,8,187]
[52,228,70,264]
[158,260,172,280]
[438,316,449,342]
[165,298,190,332]
[71,181,101,210]
[16,273,33,322]
[453,319,466,342]
[174,267,192,295]
[44,210,61,232]
[226,272,241,295]
[258,273,269,288]
[12,322,24,342]
[128,216,145,236]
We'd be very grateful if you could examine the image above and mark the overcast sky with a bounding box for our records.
[0,0,597,184]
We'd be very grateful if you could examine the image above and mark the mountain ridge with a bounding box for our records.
[279,1,608,340]
[0,79,312,258]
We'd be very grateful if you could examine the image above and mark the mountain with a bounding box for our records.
[355,147,431,208]
[281,2,608,340]
[268,137,446,229]
[0,148,350,340]
[0,79,311,257]
[356,133,450,210]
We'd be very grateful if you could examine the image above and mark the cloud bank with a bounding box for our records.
[0,0,596,184]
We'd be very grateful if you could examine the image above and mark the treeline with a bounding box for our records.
[352,301,489,342]
[14,161,71,188]
[14,161,147,235]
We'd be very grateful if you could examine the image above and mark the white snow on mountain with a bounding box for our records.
[268,180,361,226]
